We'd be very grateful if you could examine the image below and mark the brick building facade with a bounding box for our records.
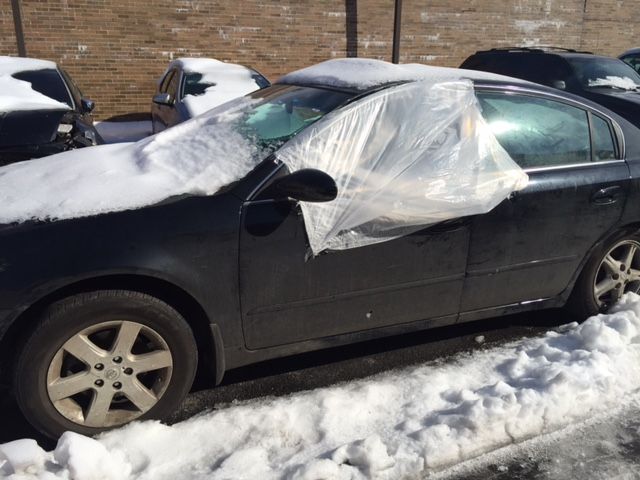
[2,0,639,119]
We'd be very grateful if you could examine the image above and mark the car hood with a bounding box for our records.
[0,102,262,225]
[0,109,67,147]
[584,88,640,105]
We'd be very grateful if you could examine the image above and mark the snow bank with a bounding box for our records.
[169,58,266,116]
[6,293,640,479]
[278,58,521,90]
[0,56,70,112]
[0,99,261,224]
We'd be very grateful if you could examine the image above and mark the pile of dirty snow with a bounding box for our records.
[169,58,267,116]
[4,293,640,479]
[0,56,70,112]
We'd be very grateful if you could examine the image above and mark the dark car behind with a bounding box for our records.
[460,47,640,128]
[0,58,103,166]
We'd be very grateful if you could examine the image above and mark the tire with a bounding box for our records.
[567,231,640,319]
[14,290,198,439]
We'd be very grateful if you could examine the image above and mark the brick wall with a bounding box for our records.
[2,0,639,119]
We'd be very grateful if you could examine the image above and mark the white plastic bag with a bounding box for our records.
[277,79,529,254]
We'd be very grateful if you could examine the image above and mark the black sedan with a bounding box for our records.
[0,56,103,166]
[1,60,640,439]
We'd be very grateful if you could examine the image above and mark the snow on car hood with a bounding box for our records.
[168,57,265,116]
[0,98,261,224]
[4,293,640,479]
[0,61,527,253]
[0,56,70,112]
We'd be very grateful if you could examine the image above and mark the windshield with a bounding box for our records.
[566,57,640,90]
[231,84,354,155]
[11,69,73,107]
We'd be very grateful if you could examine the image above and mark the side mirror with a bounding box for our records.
[153,93,173,106]
[551,80,566,90]
[80,98,95,112]
[270,169,337,203]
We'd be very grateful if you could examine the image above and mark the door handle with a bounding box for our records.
[591,185,622,205]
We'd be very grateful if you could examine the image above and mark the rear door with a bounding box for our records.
[461,88,629,313]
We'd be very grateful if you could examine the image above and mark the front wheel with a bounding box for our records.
[14,290,198,439]
[568,233,640,318]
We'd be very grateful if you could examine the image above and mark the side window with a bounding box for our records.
[166,70,181,100]
[477,92,591,169]
[591,114,616,161]
[159,70,175,94]
[621,54,640,74]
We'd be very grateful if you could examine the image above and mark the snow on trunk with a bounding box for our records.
[4,293,640,479]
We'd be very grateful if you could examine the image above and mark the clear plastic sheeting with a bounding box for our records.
[277,79,529,254]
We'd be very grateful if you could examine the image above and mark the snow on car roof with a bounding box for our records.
[277,58,520,90]
[0,56,58,75]
[0,56,70,113]
[165,57,265,116]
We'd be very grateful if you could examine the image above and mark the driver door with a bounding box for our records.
[238,184,470,350]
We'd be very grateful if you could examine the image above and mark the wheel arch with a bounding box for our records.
[0,274,224,388]
[563,221,640,302]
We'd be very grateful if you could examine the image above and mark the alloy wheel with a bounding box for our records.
[593,240,640,309]
[46,320,173,428]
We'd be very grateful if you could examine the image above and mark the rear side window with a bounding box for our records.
[591,114,616,161]
[477,92,591,169]
[12,69,72,107]
[463,54,571,88]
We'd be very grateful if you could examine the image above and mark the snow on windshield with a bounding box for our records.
[169,58,266,116]
[4,293,640,479]
[588,75,640,90]
[0,56,71,112]
[0,98,262,224]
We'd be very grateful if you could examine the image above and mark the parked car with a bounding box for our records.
[460,47,640,128]
[0,56,102,165]
[151,57,270,133]
[620,48,640,73]
[2,59,640,439]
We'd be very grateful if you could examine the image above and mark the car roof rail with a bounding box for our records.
[475,46,594,55]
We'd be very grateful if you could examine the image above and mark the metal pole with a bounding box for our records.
[392,0,402,63]
[11,0,27,57]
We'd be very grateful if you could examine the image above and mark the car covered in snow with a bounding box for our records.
[151,57,270,133]
[0,56,102,166]
[2,58,640,439]
[460,47,640,128]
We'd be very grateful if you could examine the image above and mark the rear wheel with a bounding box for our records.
[14,290,197,438]
[568,233,640,318]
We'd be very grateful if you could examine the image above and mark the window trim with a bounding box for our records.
[474,83,626,163]
[474,84,625,170]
